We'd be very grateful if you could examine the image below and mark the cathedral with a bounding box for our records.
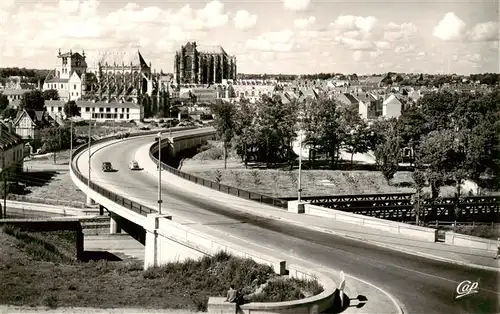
[173,42,237,85]
[44,49,157,103]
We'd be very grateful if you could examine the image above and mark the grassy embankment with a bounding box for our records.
[0,226,323,311]
[181,143,500,239]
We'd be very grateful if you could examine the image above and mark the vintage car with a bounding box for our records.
[129,160,140,170]
[102,162,113,172]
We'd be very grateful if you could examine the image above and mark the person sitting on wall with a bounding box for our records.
[225,284,246,305]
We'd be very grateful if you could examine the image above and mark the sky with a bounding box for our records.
[0,0,498,75]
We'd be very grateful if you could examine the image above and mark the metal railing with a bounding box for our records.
[70,126,203,217]
[149,142,288,209]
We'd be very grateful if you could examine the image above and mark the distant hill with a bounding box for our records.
[0,67,51,84]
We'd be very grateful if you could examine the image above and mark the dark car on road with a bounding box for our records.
[102,162,113,172]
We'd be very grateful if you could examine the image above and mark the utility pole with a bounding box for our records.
[70,118,73,160]
[157,132,162,215]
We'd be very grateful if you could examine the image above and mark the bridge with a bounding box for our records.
[69,127,500,314]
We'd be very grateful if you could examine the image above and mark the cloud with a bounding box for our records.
[233,10,258,30]
[467,21,499,42]
[294,16,316,29]
[335,36,373,50]
[384,22,417,42]
[246,30,295,52]
[433,12,466,41]
[283,0,311,12]
[352,51,363,61]
[331,15,378,33]
[0,0,230,58]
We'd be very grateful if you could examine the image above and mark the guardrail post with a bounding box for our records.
[339,271,346,308]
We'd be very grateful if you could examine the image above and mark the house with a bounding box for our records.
[337,93,359,107]
[355,92,382,120]
[13,109,55,149]
[382,94,403,119]
[1,89,32,109]
[0,120,26,174]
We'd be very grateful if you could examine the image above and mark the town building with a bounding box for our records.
[1,89,33,109]
[13,109,55,147]
[45,100,143,122]
[43,49,156,103]
[0,121,25,174]
[43,49,87,102]
[173,42,237,85]
[382,94,403,119]
[85,50,155,101]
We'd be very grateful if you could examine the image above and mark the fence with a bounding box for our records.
[70,126,211,218]
[149,141,288,209]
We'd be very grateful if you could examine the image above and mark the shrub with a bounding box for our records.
[250,170,262,186]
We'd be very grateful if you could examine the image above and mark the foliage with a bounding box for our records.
[20,90,45,111]
[64,100,80,117]
[212,101,237,169]
[1,107,18,119]
[373,118,402,182]
[42,89,59,101]
[0,94,8,111]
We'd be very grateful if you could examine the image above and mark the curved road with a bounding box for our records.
[77,134,499,314]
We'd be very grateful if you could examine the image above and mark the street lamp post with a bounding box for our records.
[157,132,162,215]
[87,119,92,205]
[298,131,303,203]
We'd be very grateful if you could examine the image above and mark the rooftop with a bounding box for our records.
[46,100,141,109]
[87,50,149,68]
[0,125,23,151]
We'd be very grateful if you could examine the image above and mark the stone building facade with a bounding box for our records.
[173,42,237,85]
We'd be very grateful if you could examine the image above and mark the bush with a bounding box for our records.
[453,224,500,239]
[192,147,224,160]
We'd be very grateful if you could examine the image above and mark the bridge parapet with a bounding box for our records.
[144,213,338,314]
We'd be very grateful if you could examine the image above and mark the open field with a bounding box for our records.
[0,228,322,311]
[14,150,87,207]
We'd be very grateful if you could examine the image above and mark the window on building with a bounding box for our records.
[58,107,62,112]
[126,114,129,119]
[115,108,118,112]
[50,107,54,112]
[85,107,90,112]
[106,107,111,112]
[120,114,124,119]
[76,92,78,96]
[99,108,104,113]
[61,84,63,88]
[92,107,95,112]
[122,108,125,112]
[74,84,76,90]
[126,108,130,113]
[71,92,73,96]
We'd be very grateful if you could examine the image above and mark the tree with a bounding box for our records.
[233,99,256,168]
[212,101,236,169]
[418,129,467,198]
[373,118,402,182]
[21,90,45,111]
[64,100,80,117]
[2,107,17,119]
[411,168,426,225]
[42,89,59,101]
[344,119,371,167]
[0,94,8,111]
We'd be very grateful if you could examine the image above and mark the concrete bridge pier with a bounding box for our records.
[86,195,95,206]
[110,214,122,234]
